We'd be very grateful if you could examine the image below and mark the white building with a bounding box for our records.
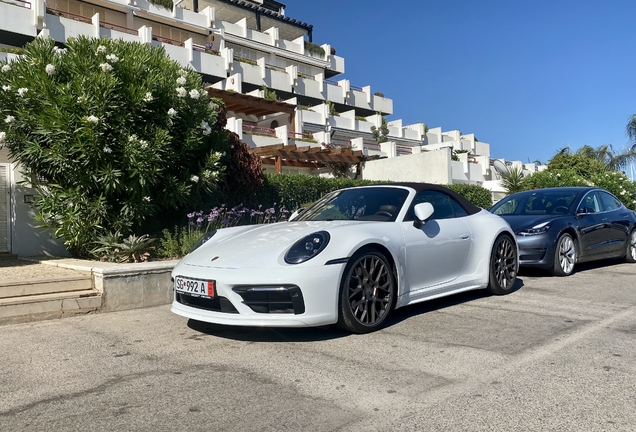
[0,0,516,255]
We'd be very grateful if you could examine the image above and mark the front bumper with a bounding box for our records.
[516,233,556,268]
[170,262,345,327]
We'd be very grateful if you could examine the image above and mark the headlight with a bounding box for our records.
[192,231,217,251]
[285,231,330,264]
[518,222,550,236]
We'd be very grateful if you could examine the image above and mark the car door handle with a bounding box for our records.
[459,234,470,240]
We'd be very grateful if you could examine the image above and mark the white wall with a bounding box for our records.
[362,148,452,184]
[11,166,68,257]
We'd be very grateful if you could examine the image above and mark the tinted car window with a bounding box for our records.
[406,191,467,221]
[579,192,601,214]
[491,190,578,215]
[599,191,622,212]
[295,187,409,222]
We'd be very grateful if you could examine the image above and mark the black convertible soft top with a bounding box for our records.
[376,182,485,216]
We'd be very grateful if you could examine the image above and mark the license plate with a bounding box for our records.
[175,276,216,298]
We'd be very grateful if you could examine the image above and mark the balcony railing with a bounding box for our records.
[192,43,220,56]
[297,73,315,81]
[265,64,287,73]
[46,7,92,24]
[350,85,364,92]
[397,146,413,155]
[330,138,352,148]
[363,141,381,151]
[152,35,185,47]
[243,124,276,137]
[7,0,31,9]
[100,21,138,36]
[324,79,338,86]
[288,132,317,142]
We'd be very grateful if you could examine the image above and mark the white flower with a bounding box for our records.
[621,190,626,195]
[2,85,10,91]
[17,88,28,97]
[100,63,113,72]
[214,152,222,158]
[85,115,99,123]
[52,46,67,56]
[105,54,119,63]
[143,92,153,102]
[190,175,199,183]
[77,96,86,103]
[200,120,209,129]
[556,173,560,177]
[176,76,187,85]
[0,131,6,144]
[103,146,112,154]
[143,196,151,202]
[4,115,15,124]
[140,140,148,149]
[96,45,107,54]
[178,69,188,77]
[176,87,187,98]
[1,64,11,72]
[202,128,211,136]
[189,89,200,99]
[45,64,56,75]
[167,108,177,117]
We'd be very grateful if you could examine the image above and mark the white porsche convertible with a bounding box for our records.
[171,183,519,333]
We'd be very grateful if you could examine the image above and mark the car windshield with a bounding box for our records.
[491,190,579,216]
[294,187,409,222]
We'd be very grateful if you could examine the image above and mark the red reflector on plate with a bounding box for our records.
[207,281,216,297]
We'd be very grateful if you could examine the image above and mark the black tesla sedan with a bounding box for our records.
[490,187,636,276]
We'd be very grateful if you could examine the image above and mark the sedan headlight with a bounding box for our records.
[192,231,217,251]
[285,231,331,264]
[518,222,551,236]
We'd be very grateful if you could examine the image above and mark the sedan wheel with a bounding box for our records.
[625,230,636,263]
[338,250,395,333]
[553,233,576,276]
[487,234,518,295]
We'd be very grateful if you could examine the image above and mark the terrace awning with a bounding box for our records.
[206,87,296,132]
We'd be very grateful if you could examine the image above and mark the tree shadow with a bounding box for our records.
[518,257,627,277]
[187,278,525,341]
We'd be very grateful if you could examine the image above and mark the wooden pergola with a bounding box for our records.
[249,144,365,174]
[206,87,297,133]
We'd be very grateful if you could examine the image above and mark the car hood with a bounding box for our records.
[180,220,366,269]
[498,214,564,233]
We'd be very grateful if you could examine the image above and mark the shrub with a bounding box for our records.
[221,134,264,206]
[0,36,230,256]
[446,184,493,209]
[590,171,636,210]
[548,153,607,178]
[522,169,589,189]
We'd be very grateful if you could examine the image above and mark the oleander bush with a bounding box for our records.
[445,183,493,209]
[0,36,230,256]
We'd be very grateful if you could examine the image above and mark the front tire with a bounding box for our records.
[337,249,395,333]
[624,230,636,263]
[487,234,518,295]
[552,233,576,276]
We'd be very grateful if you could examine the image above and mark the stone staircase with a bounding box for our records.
[0,260,102,324]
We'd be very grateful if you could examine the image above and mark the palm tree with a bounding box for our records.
[568,144,636,172]
[626,113,636,143]
[502,167,525,194]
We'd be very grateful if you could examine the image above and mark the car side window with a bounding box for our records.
[579,192,601,214]
[406,191,467,221]
[599,191,622,212]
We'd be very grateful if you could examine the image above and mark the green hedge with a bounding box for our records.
[445,183,493,209]
[253,174,493,210]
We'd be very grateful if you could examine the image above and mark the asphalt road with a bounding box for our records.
[1,259,635,432]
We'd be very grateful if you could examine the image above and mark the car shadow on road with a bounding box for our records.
[518,257,627,277]
[187,278,525,342]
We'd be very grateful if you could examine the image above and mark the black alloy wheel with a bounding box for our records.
[338,249,395,333]
[487,234,518,295]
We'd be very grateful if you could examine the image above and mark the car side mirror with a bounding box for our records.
[413,202,434,229]
[288,208,306,222]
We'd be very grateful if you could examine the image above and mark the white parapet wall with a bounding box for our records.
[362,148,453,184]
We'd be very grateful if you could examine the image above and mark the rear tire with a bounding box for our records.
[337,249,395,333]
[487,234,518,295]
[552,233,576,276]
[624,230,636,263]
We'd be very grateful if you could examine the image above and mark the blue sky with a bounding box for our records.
[288,0,636,165]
